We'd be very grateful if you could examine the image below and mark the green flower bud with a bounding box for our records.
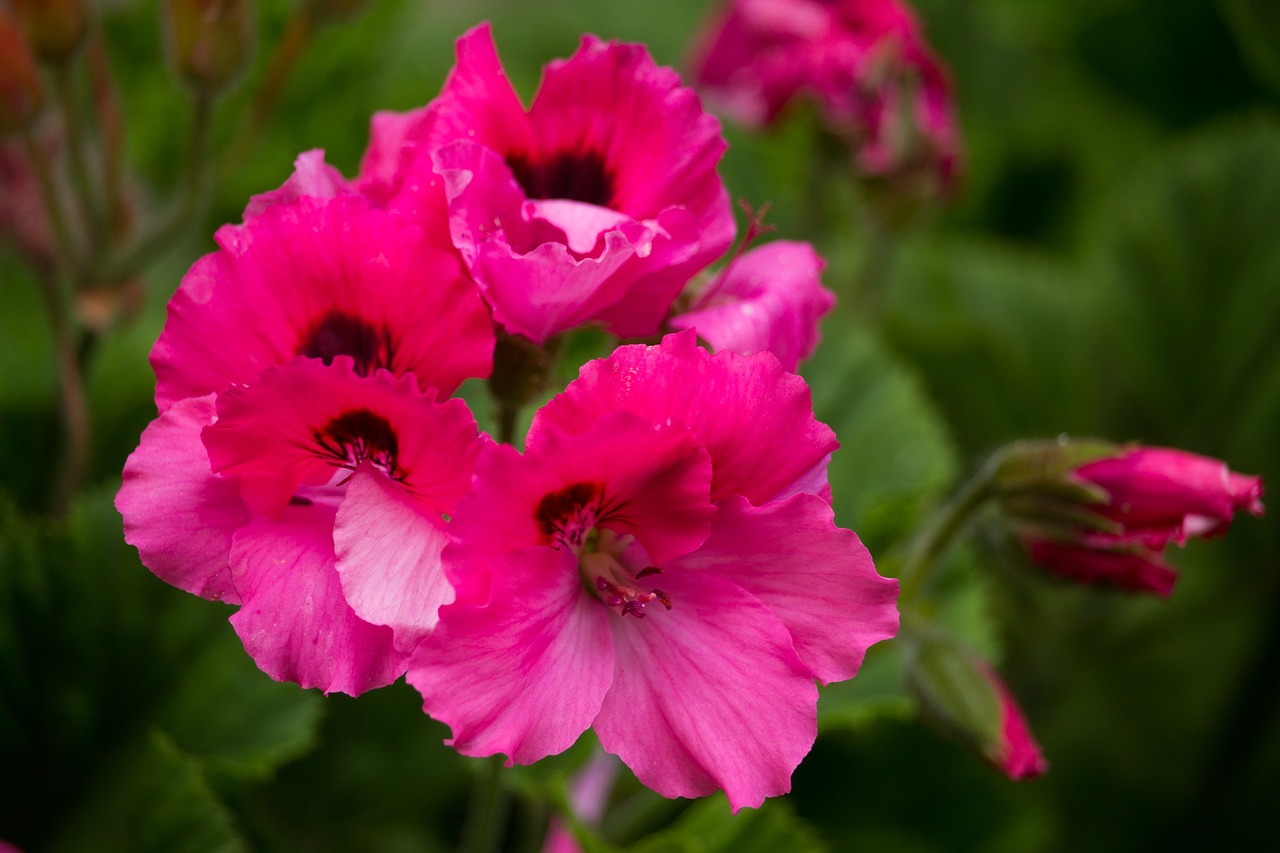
[10,0,89,63]
[164,0,253,94]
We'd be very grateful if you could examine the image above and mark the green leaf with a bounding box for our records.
[1220,0,1280,92]
[803,320,958,555]
[627,795,827,853]
[49,730,246,853]
[818,640,912,733]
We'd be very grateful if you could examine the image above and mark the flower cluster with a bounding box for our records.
[690,0,959,191]
[118,22,890,809]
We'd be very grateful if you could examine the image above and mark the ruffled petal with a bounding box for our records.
[116,395,248,604]
[153,194,492,410]
[407,547,613,764]
[243,149,352,219]
[228,501,405,695]
[533,330,836,504]
[594,571,817,811]
[334,464,454,651]
[671,240,835,372]
[667,494,897,683]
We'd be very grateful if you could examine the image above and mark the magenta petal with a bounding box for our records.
[671,240,835,372]
[533,330,836,504]
[229,502,405,695]
[595,571,817,811]
[116,395,248,604]
[407,547,613,764]
[335,465,453,651]
[153,194,492,410]
[243,149,352,219]
[667,494,898,683]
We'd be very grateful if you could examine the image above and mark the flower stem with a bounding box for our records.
[459,755,511,853]
[53,62,105,261]
[898,458,998,605]
[22,132,81,278]
[33,264,90,515]
[88,30,130,243]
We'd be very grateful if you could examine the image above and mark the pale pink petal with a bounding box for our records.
[116,395,248,604]
[356,106,430,203]
[407,547,613,764]
[153,195,492,410]
[228,501,405,695]
[334,464,453,650]
[594,571,817,811]
[203,357,481,517]
[671,241,835,372]
[667,494,897,683]
[243,149,352,219]
[533,330,836,504]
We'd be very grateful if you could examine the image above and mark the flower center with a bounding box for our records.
[299,310,396,376]
[506,149,616,208]
[312,408,403,481]
[532,482,672,618]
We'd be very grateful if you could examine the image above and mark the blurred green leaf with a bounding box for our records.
[50,730,245,853]
[818,640,911,733]
[1221,0,1280,92]
[628,795,826,853]
[804,320,958,555]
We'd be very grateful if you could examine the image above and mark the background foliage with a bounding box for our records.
[2,0,1278,849]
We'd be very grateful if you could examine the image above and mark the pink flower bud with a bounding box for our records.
[999,441,1264,596]
[163,0,253,94]
[0,10,44,133]
[10,0,88,63]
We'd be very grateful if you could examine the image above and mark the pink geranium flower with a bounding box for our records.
[118,357,484,694]
[376,23,736,343]
[1018,446,1264,596]
[670,240,835,372]
[152,191,493,412]
[690,0,959,188]
[406,332,898,810]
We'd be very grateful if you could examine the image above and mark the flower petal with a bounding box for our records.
[334,463,454,651]
[407,547,614,764]
[533,330,836,504]
[116,395,248,604]
[243,149,352,219]
[594,571,817,811]
[667,494,898,683]
[228,501,405,695]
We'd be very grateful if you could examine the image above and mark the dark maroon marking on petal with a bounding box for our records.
[298,310,396,376]
[312,408,403,480]
[634,566,662,579]
[506,150,616,208]
[535,481,605,545]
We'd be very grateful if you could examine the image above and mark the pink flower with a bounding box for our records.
[376,23,736,344]
[152,191,493,412]
[690,0,959,188]
[406,332,898,810]
[1019,446,1264,596]
[977,663,1048,781]
[670,240,835,372]
[118,357,484,694]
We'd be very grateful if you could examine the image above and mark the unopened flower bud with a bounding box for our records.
[0,11,44,133]
[905,635,1047,781]
[10,0,89,63]
[164,0,253,94]
[995,439,1264,595]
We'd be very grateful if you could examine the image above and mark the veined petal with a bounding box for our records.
[243,149,352,219]
[408,547,614,764]
[228,502,405,696]
[335,464,454,651]
[667,494,897,683]
[595,571,817,812]
[533,330,836,504]
[116,395,247,604]
[153,194,492,410]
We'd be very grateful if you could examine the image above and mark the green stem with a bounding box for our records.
[898,459,998,605]
[105,88,213,280]
[458,756,511,853]
[54,62,105,261]
[88,31,129,244]
[22,132,81,277]
[33,264,91,515]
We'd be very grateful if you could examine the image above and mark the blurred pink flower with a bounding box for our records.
[1022,446,1264,595]
[977,662,1048,781]
[407,332,898,810]
[671,239,835,372]
[370,23,736,343]
[691,0,959,188]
